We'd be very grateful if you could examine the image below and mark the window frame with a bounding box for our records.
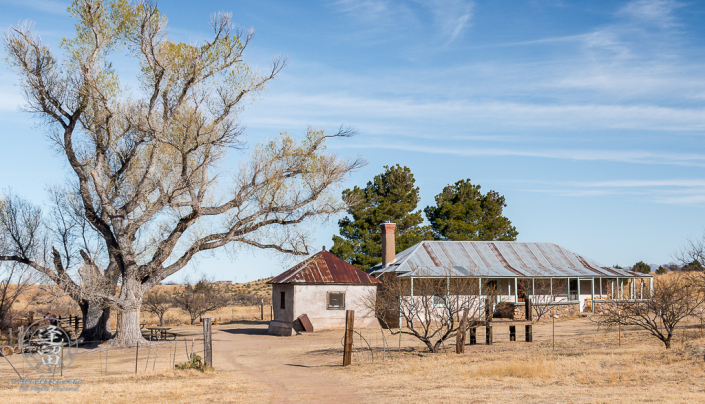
[326,291,346,310]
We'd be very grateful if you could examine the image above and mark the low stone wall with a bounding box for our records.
[512,302,580,320]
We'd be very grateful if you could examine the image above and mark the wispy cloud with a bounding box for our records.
[250,92,705,133]
[345,142,705,167]
[332,0,393,22]
[424,0,474,44]
[506,177,705,206]
[330,0,473,44]
[619,0,683,27]
[1,0,67,15]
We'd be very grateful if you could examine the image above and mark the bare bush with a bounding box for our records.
[593,273,705,348]
[143,289,173,326]
[0,262,35,330]
[370,270,497,353]
[172,279,231,325]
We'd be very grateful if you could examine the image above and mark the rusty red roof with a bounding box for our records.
[267,251,381,285]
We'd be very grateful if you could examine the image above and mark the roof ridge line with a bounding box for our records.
[279,253,320,283]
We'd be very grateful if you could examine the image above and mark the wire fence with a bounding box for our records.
[0,336,206,380]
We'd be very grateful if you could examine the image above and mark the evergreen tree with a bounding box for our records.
[424,179,518,241]
[331,165,433,270]
[632,261,652,274]
[656,265,667,274]
[681,260,704,272]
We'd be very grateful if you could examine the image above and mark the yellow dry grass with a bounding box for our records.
[338,318,705,403]
[2,315,705,402]
[0,369,272,404]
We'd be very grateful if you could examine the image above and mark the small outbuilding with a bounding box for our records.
[267,250,381,336]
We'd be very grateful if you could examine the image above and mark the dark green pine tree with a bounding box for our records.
[331,165,434,271]
[424,179,518,241]
[631,261,652,274]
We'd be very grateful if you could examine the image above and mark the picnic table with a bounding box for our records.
[147,326,172,341]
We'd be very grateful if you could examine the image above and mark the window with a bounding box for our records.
[327,292,345,310]
[280,291,286,309]
[432,294,446,307]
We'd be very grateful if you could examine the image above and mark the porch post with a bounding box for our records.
[550,278,553,299]
[641,279,644,300]
[611,279,614,299]
[591,278,595,313]
[567,278,570,302]
[650,277,653,297]
[514,278,518,303]
[479,278,482,315]
[599,278,603,299]
[577,278,582,312]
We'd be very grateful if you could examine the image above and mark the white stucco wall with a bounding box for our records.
[268,284,296,336]
[268,283,379,336]
[293,284,379,330]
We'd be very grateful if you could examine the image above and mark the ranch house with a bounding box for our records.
[369,223,653,319]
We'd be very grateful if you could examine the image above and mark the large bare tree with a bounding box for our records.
[1,0,363,346]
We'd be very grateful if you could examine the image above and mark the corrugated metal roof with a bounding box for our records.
[369,241,651,278]
[268,251,381,285]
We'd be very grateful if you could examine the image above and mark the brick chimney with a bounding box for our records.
[380,222,396,266]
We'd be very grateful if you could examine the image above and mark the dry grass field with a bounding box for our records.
[2,316,705,403]
[5,278,275,332]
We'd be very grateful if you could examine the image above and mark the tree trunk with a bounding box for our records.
[112,276,147,347]
[159,314,165,327]
[663,335,672,349]
[78,301,112,343]
[113,305,146,347]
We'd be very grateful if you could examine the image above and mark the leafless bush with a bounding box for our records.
[0,262,35,330]
[368,269,497,353]
[172,279,231,325]
[592,273,705,348]
[142,289,173,326]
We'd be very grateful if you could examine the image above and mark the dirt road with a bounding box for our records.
[213,322,362,403]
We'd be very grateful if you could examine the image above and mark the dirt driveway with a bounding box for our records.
[212,322,362,403]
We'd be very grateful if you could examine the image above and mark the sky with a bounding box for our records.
[1,0,704,282]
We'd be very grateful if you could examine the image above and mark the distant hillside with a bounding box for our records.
[228,277,273,298]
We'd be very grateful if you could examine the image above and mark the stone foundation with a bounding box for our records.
[513,302,580,320]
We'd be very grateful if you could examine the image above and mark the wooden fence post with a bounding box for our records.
[343,310,355,366]
[203,318,213,367]
[525,297,533,321]
[456,308,469,354]
[135,341,139,374]
[486,324,493,345]
[525,324,533,342]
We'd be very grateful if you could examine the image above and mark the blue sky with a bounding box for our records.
[1,0,704,282]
